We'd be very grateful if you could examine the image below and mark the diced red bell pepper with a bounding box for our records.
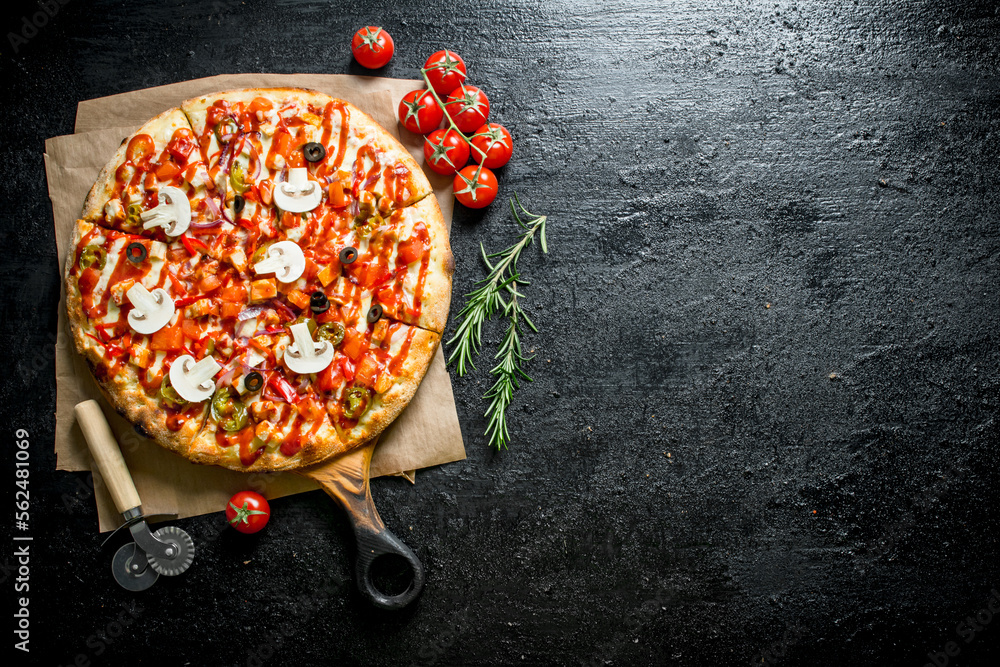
[269,374,302,404]
[199,274,222,293]
[340,326,366,361]
[221,285,247,302]
[181,234,210,256]
[181,319,202,341]
[339,357,356,383]
[166,129,196,163]
[173,295,199,308]
[150,323,184,351]
[316,362,344,392]
[155,160,183,181]
[327,181,348,209]
[396,233,428,266]
[249,97,273,114]
[354,355,379,389]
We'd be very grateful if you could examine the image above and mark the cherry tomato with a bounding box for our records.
[423,129,471,176]
[453,165,498,209]
[398,90,444,134]
[423,50,467,95]
[226,490,271,534]
[445,85,490,134]
[470,123,513,169]
[351,26,394,69]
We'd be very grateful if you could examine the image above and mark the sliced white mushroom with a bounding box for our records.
[273,167,322,213]
[140,186,191,237]
[283,322,334,375]
[126,284,175,334]
[169,355,221,403]
[253,240,305,283]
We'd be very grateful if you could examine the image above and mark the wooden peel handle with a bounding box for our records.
[74,400,142,514]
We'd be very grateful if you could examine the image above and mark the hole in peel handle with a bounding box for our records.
[354,527,425,610]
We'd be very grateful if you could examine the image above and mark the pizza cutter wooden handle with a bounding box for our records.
[74,400,142,514]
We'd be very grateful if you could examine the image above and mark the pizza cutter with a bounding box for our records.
[74,400,195,591]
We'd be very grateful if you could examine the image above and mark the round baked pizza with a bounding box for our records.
[65,88,453,472]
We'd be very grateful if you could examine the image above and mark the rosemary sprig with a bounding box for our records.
[447,195,548,448]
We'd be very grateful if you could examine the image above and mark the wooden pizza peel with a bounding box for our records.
[296,440,425,610]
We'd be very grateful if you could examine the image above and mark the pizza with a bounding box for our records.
[65,88,453,472]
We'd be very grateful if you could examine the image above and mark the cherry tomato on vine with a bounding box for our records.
[423,129,471,176]
[453,165,498,209]
[423,50,467,95]
[226,490,271,534]
[445,85,490,134]
[470,123,513,169]
[351,26,394,69]
[398,89,444,134]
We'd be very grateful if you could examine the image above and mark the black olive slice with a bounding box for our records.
[126,241,148,264]
[303,142,326,163]
[233,194,245,214]
[310,290,330,313]
[244,371,264,393]
[367,304,383,324]
[339,246,358,264]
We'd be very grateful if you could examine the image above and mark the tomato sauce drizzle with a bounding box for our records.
[77,94,436,466]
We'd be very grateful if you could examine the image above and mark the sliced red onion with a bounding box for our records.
[190,218,224,230]
[269,299,296,321]
[296,376,310,392]
[254,327,282,337]
[362,171,379,192]
[218,134,235,167]
[238,305,266,321]
[216,365,236,388]
[239,360,272,375]
[247,142,263,180]
[203,194,233,226]
[263,386,284,403]
[204,194,222,218]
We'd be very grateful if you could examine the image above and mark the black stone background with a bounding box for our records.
[1,0,998,665]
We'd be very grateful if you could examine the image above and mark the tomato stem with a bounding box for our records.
[419,69,489,161]
[228,500,267,526]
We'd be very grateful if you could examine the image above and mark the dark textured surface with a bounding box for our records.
[2,0,999,665]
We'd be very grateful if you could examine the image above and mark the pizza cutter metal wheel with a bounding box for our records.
[74,400,197,590]
[111,542,159,592]
[145,525,195,576]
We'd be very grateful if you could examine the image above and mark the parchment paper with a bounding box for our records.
[46,75,465,532]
